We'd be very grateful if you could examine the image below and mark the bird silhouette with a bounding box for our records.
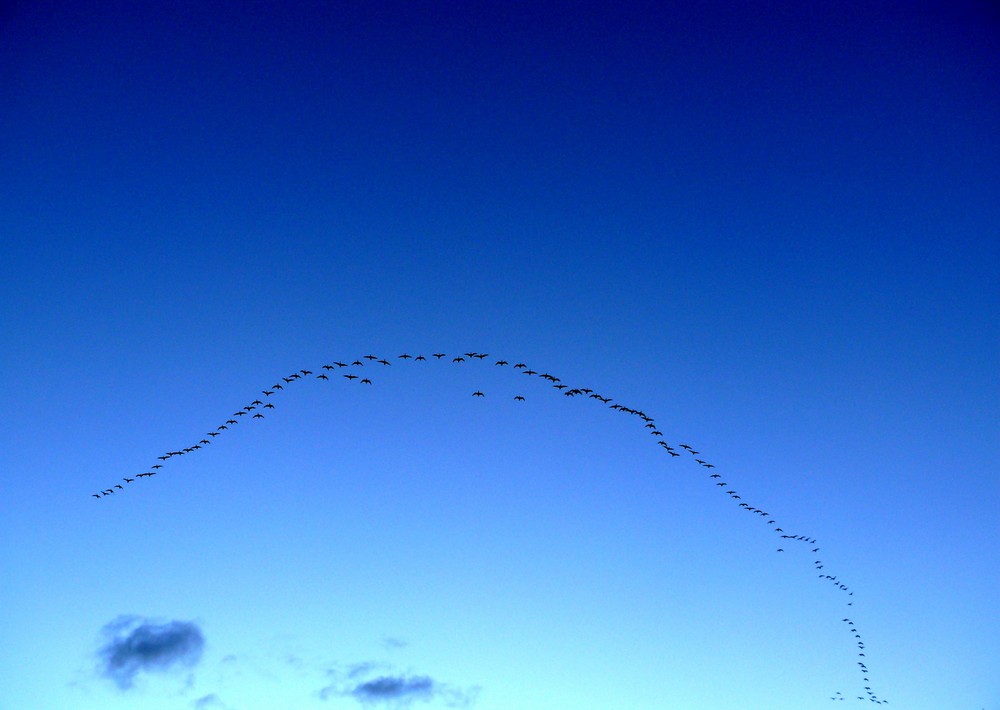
[514,395,525,401]
[472,391,485,397]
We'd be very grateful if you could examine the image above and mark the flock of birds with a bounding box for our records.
[90,350,886,704]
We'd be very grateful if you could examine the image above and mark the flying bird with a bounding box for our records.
[514,395,525,401]
[472,391,485,397]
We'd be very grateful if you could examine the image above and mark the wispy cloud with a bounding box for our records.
[97,615,205,689]
[192,693,232,709]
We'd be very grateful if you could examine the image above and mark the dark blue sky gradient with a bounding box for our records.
[2,2,997,708]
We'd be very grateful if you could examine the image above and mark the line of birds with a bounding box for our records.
[89,349,885,704]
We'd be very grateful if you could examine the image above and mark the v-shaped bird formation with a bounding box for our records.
[89,350,886,704]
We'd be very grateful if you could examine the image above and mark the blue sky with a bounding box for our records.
[1,2,997,708]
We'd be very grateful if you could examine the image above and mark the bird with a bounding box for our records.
[472,391,484,397]
[514,395,525,401]
[361,378,372,385]
[253,413,264,419]
[513,363,526,368]
[322,364,335,370]
[398,354,412,359]
[92,494,101,499]
[115,484,123,490]
[344,374,359,380]
[263,390,274,396]
[300,369,312,375]
[123,478,134,483]
[433,353,446,359]
[364,354,377,360]
[251,400,262,405]
[414,355,426,361]
[317,374,329,379]
[264,403,274,409]
[452,357,465,362]
[352,360,364,366]
[207,432,219,437]
[378,359,390,365]
[334,361,348,367]
[151,465,163,469]
[710,473,721,478]
[496,360,508,366]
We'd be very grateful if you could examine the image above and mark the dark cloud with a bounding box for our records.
[352,675,434,702]
[97,615,205,689]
